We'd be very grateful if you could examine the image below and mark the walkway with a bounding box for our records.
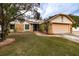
[34,31,79,43]
[34,31,61,37]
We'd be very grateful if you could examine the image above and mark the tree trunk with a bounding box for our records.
[0,23,6,41]
[0,4,6,42]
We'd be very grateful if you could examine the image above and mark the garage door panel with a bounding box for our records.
[52,24,70,34]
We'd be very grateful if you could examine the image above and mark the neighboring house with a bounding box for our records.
[48,14,75,34]
[72,27,79,31]
[9,19,44,32]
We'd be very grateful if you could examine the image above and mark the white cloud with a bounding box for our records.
[43,6,53,18]
[40,3,79,19]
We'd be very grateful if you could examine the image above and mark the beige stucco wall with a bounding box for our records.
[50,23,71,34]
[9,20,34,32]
[15,23,24,32]
[13,20,33,32]
[29,24,33,32]
[48,15,73,34]
[48,24,52,34]
[15,23,33,32]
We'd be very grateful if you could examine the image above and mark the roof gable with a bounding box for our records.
[49,14,75,24]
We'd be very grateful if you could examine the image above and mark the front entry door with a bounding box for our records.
[33,24,39,31]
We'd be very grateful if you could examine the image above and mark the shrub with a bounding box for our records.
[39,22,49,33]
[39,23,46,33]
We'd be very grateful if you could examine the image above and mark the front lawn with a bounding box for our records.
[0,32,79,56]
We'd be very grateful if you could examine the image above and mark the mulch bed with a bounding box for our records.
[0,38,15,47]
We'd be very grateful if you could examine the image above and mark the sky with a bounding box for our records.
[40,3,79,19]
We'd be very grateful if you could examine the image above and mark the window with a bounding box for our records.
[25,24,29,30]
[10,24,15,29]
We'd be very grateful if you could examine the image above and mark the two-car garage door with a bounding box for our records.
[52,24,71,34]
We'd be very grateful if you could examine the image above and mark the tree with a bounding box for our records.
[24,3,41,20]
[69,14,79,28]
[34,10,41,19]
[0,3,40,41]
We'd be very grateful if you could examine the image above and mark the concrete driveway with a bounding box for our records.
[61,34,79,43]
[61,31,79,43]
[72,31,79,36]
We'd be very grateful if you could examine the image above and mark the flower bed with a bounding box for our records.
[0,38,15,47]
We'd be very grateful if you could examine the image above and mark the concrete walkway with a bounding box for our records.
[34,31,79,43]
[34,31,61,37]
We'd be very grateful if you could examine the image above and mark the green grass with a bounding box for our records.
[0,32,79,56]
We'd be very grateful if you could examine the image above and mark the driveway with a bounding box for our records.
[72,31,79,36]
[60,34,79,43]
[61,31,79,43]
